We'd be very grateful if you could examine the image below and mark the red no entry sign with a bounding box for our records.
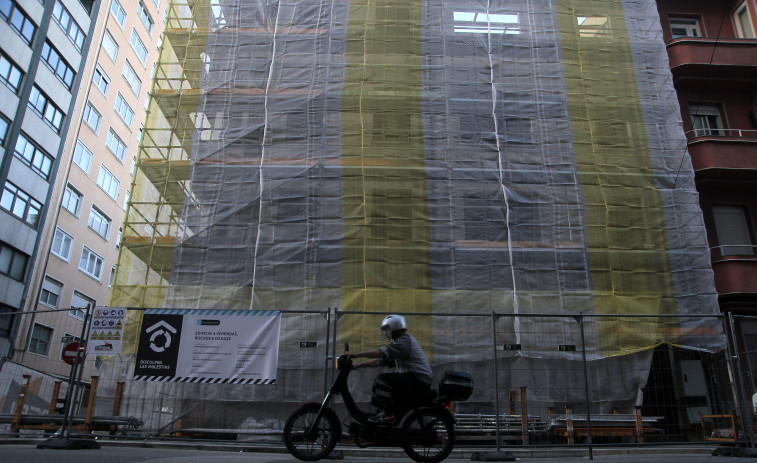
[62,342,83,366]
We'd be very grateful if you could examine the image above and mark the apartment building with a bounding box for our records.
[0,0,101,359]
[655,0,757,391]
[4,0,165,377]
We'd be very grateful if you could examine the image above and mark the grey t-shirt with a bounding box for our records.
[379,333,433,384]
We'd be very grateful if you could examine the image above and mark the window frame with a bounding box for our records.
[41,41,75,90]
[106,128,127,161]
[39,276,63,308]
[129,28,148,65]
[14,133,54,180]
[669,16,702,38]
[712,204,755,256]
[0,52,24,94]
[79,246,104,280]
[122,59,142,97]
[1,181,42,228]
[88,205,111,239]
[52,0,85,51]
[97,165,120,200]
[734,2,756,39]
[102,30,119,63]
[93,65,110,96]
[0,241,29,282]
[69,290,94,320]
[137,2,154,34]
[1,0,37,44]
[110,0,126,29]
[114,92,135,127]
[29,85,65,133]
[51,227,74,261]
[28,322,53,356]
[61,183,82,216]
[690,104,725,137]
[73,139,93,173]
[83,102,102,133]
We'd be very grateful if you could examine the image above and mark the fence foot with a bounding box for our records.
[37,437,101,450]
[470,450,516,461]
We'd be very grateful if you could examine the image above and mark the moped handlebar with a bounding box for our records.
[336,353,353,370]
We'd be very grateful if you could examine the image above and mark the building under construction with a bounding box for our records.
[106,0,726,432]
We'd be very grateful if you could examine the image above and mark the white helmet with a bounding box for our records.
[380,314,407,333]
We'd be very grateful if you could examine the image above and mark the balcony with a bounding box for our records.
[666,38,757,89]
[686,129,757,180]
[710,245,757,296]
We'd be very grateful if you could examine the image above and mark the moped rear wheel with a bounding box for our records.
[401,407,455,463]
[283,404,341,461]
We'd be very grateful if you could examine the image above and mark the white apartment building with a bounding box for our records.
[5,0,165,377]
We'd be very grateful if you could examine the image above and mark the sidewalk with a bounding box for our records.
[0,438,755,462]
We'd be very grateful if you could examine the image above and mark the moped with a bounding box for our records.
[283,346,472,463]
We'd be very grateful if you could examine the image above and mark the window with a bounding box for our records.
[51,227,73,260]
[670,17,701,38]
[106,129,127,161]
[73,140,93,173]
[123,190,130,210]
[0,241,29,281]
[116,227,122,248]
[70,291,94,320]
[111,0,126,28]
[109,265,115,287]
[130,29,148,65]
[114,93,134,127]
[122,60,142,96]
[52,0,85,51]
[29,86,65,133]
[137,2,154,34]
[97,166,120,200]
[93,66,110,96]
[453,11,520,35]
[41,42,75,89]
[102,31,119,63]
[713,205,755,256]
[690,105,724,137]
[0,304,16,338]
[1,0,36,44]
[79,246,103,280]
[39,276,63,307]
[0,52,23,93]
[29,323,53,355]
[735,3,756,39]
[88,206,111,239]
[83,102,102,133]
[96,167,120,200]
[0,114,9,145]
[61,184,82,216]
[14,133,53,180]
[1,182,42,228]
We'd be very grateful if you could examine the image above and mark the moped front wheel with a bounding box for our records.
[401,407,455,463]
[283,403,341,461]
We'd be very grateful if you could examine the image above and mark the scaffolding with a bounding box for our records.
[108,0,725,423]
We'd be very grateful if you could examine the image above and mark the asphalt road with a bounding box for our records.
[1,442,756,463]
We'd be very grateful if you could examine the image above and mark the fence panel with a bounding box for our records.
[0,309,742,448]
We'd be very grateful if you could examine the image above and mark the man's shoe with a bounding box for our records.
[367,412,396,425]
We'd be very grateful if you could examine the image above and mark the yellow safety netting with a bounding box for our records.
[109,0,723,410]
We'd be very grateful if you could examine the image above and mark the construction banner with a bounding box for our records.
[133,309,280,384]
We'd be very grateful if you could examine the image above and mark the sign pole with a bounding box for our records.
[37,305,100,449]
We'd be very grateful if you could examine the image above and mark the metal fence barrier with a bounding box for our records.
[1,307,753,453]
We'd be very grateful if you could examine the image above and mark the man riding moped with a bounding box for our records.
[348,314,433,425]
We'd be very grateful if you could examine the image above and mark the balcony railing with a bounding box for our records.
[687,128,757,139]
[710,245,757,260]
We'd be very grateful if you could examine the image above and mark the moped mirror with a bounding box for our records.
[344,341,349,353]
